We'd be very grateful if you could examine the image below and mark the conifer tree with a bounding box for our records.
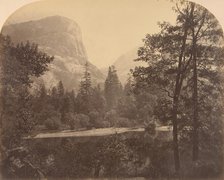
[104,66,122,109]
[57,80,65,97]
[77,62,92,113]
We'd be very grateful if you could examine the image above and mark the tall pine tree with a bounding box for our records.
[77,62,92,113]
[104,66,122,109]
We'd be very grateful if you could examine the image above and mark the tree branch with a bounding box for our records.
[182,53,193,74]
[175,3,185,17]
[162,88,174,98]
[195,10,207,38]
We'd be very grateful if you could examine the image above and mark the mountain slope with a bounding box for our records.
[1,15,105,90]
[113,47,145,84]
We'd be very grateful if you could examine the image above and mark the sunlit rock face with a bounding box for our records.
[2,15,105,91]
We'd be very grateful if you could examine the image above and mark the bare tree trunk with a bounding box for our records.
[94,163,100,178]
[172,97,180,172]
[190,3,206,161]
[171,4,197,173]
[192,37,199,161]
[172,20,189,173]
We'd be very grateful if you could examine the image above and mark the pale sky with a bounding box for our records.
[0,0,224,68]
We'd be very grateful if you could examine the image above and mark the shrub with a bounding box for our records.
[76,114,90,128]
[69,117,80,130]
[89,111,104,128]
[145,122,156,135]
[63,113,78,130]
[104,110,118,126]
[102,121,111,128]
[116,117,132,127]
[35,104,60,125]
[45,118,61,130]
[64,112,75,124]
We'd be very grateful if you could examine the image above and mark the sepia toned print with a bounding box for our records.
[0,0,223,179]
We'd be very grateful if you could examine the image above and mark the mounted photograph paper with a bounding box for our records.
[0,0,223,179]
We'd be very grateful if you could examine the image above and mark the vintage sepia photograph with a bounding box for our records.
[0,0,224,179]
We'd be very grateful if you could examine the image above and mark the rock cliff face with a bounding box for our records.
[2,15,105,90]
